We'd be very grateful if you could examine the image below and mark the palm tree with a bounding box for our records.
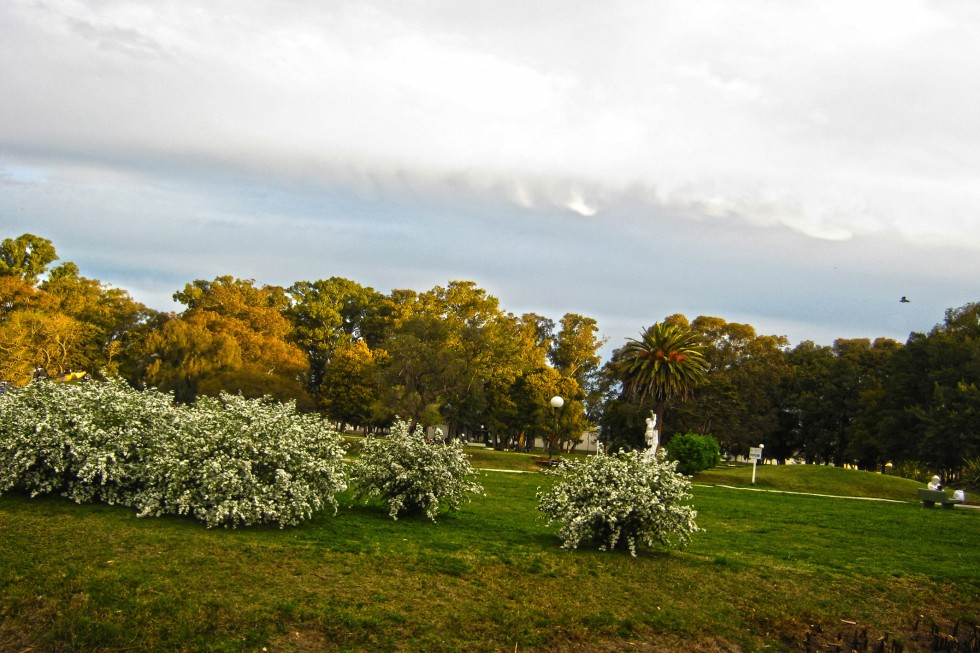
[611,322,708,440]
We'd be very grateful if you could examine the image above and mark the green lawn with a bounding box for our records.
[1,461,977,652]
[694,462,946,502]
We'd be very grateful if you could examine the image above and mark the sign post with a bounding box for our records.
[749,445,764,485]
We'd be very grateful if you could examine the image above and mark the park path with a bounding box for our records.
[480,468,533,474]
[477,469,979,509]
[695,483,907,503]
[696,483,980,509]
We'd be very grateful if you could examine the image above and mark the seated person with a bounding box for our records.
[927,475,942,491]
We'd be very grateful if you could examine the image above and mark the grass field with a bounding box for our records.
[1,455,977,652]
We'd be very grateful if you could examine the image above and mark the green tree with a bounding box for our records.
[777,338,901,467]
[675,316,791,457]
[835,337,901,468]
[377,281,526,434]
[287,277,385,405]
[0,234,58,284]
[319,339,384,429]
[778,341,838,464]
[377,311,460,429]
[596,384,649,452]
[609,321,709,441]
[876,302,980,474]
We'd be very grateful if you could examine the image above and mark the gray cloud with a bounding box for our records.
[3,157,973,356]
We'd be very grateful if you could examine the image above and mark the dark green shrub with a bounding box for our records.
[666,433,720,476]
[883,459,932,483]
[962,457,980,492]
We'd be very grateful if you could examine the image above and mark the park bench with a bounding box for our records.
[917,488,963,509]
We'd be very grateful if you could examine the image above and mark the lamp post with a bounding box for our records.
[549,395,564,462]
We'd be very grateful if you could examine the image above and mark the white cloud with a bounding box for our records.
[565,192,597,218]
[4,0,978,249]
[1,0,978,349]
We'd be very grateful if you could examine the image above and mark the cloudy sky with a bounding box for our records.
[2,0,978,358]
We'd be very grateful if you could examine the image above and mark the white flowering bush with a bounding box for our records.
[0,380,348,529]
[536,449,700,556]
[0,380,78,497]
[0,378,176,503]
[351,420,483,521]
[137,394,348,528]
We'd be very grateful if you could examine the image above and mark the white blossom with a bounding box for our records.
[536,449,700,556]
[350,421,483,521]
[0,380,348,528]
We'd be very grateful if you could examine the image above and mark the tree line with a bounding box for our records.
[1,233,977,475]
[601,310,980,478]
[0,234,601,450]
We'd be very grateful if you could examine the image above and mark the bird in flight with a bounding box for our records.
[900,296,910,303]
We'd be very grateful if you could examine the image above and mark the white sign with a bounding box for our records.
[750,445,764,484]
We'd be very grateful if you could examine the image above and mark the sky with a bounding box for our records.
[2,0,978,360]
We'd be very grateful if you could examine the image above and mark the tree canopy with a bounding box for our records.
[0,234,58,283]
[134,276,310,406]
[1,233,977,475]
[608,321,709,440]
[0,237,153,384]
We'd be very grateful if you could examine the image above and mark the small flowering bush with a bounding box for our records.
[0,380,348,528]
[537,449,700,556]
[351,420,483,521]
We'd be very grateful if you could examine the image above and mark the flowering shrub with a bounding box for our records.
[536,449,700,556]
[0,380,348,528]
[0,378,176,503]
[137,394,348,528]
[351,420,483,520]
[0,380,77,496]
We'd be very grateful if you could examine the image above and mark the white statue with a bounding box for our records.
[644,412,659,460]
